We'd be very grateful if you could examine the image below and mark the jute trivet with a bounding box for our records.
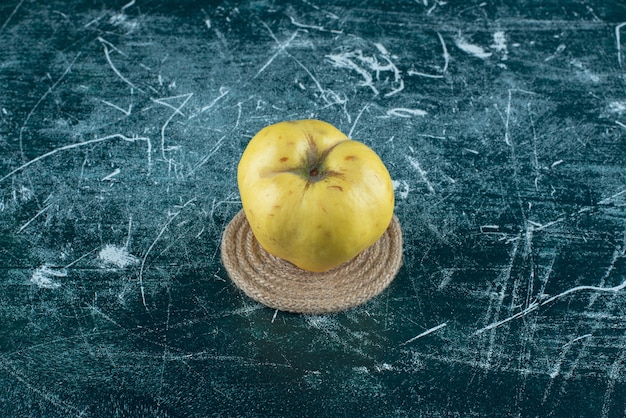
[220,210,403,314]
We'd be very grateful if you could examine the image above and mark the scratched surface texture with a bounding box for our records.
[1,0,626,416]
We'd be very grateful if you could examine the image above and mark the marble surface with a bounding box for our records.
[1,0,626,416]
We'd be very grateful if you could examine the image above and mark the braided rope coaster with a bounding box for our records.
[220,210,403,314]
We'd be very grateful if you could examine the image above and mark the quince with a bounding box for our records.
[237,119,394,272]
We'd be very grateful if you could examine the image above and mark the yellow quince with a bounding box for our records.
[237,119,394,272]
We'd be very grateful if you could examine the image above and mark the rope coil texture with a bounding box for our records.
[221,210,403,314]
